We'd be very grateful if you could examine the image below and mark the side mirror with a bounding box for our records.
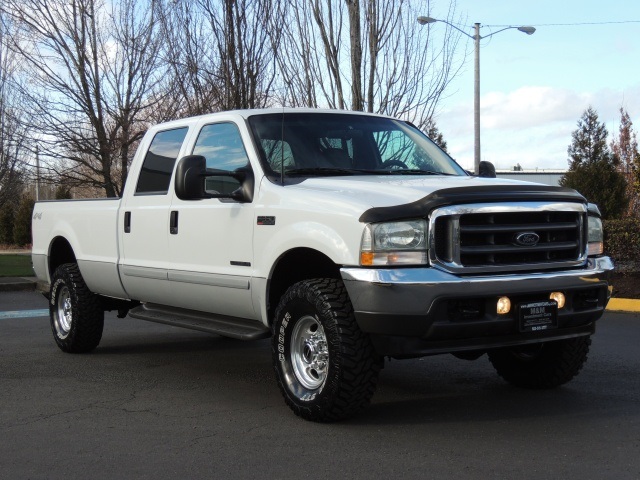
[478,161,496,178]
[174,155,253,202]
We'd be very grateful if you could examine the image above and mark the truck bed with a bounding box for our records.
[32,198,127,299]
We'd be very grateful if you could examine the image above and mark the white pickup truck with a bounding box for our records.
[32,109,613,421]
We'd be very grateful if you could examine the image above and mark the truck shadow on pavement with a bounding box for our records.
[82,323,631,426]
[352,353,632,426]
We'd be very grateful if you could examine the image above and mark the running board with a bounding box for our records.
[128,303,270,341]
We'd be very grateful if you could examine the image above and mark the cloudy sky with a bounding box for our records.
[428,0,640,172]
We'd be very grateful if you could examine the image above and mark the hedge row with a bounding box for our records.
[604,218,640,272]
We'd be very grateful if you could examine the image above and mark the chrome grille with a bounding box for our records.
[429,202,587,274]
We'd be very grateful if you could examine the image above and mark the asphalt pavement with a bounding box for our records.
[1,290,639,479]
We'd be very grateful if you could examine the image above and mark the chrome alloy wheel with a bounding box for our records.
[53,285,72,339]
[290,315,329,390]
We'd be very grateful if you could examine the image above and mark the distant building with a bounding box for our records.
[496,169,566,186]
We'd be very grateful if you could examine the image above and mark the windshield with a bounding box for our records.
[247,113,466,178]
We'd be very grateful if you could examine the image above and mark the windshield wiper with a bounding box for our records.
[385,169,453,175]
[284,167,457,177]
[285,167,373,176]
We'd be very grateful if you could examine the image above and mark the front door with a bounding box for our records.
[167,120,257,319]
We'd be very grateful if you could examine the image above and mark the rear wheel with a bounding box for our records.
[50,263,104,353]
[488,336,591,389]
[272,278,382,422]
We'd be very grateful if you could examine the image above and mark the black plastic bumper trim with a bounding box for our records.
[370,323,596,358]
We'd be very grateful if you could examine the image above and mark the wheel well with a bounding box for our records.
[267,248,341,325]
[49,237,77,278]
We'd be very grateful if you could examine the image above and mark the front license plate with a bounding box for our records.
[519,301,558,332]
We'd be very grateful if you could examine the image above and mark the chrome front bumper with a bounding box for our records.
[341,257,614,356]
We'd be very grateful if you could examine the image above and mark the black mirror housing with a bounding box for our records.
[175,155,208,200]
[174,155,253,202]
[478,161,496,178]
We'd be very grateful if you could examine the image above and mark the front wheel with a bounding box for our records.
[272,279,382,422]
[49,263,104,353]
[488,336,591,389]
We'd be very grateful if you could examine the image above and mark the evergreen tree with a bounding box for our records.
[55,185,72,199]
[12,195,35,246]
[561,107,628,219]
[424,118,448,153]
[0,203,16,245]
[567,106,613,169]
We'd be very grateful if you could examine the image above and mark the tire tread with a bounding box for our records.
[272,278,382,422]
[50,263,104,353]
[488,336,591,389]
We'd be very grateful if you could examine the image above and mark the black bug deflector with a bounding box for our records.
[359,185,586,223]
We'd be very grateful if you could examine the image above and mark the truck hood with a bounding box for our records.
[288,174,538,209]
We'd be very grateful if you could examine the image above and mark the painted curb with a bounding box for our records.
[607,298,640,313]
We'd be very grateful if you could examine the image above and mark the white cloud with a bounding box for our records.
[437,84,640,171]
[482,86,589,130]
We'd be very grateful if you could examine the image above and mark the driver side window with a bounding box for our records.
[193,122,250,194]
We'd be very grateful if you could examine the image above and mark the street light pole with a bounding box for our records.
[417,17,535,174]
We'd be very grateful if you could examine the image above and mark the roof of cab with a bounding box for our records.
[146,107,394,132]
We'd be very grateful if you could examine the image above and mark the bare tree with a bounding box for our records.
[272,0,466,129]
[156,0,278,119]
[155,0,221,119]
[610,107,640,218]
[2,0,163,197]
[2,0,463,200]
[205,0,278,110]
[0,10,27,209]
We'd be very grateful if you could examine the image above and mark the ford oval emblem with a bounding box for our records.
[514,232,540,247]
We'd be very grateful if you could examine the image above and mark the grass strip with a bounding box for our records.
[0,254,33,277]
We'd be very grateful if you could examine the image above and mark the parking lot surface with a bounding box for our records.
[1,291,639,479]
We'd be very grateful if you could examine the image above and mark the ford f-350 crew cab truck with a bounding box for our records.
[32,109,613,422]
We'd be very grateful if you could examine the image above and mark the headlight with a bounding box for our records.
[361,220,428,266]
[587,215,603,256]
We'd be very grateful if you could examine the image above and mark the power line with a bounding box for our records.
[485,20,640,27]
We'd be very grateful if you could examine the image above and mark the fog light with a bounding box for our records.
[497,296,511,315]
[550,292,565,309]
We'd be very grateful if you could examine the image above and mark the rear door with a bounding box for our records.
[119,126,190,303]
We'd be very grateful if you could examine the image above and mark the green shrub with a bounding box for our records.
[604,218,640,271]
[12,195,35,246]
[0,204,16,245]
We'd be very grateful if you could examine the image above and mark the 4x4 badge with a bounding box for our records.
[514,232,540,247]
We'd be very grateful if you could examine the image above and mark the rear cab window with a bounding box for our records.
[136,127,189,195]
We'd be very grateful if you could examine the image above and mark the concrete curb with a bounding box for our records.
[0,277,38,292]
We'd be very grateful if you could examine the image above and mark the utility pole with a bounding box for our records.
[35,146,40,201]
[474,23,481,175]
